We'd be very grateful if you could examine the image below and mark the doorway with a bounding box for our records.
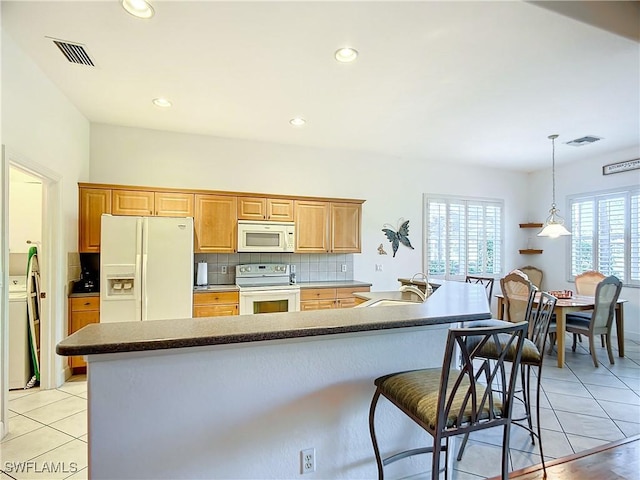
[1,147,63,439]
[8,166,43,390]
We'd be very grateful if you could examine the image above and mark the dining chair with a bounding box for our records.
[368,321,528,480]
[519,266,543,289]
[456,292,557,477]
[465,275,495,302]
[566,275,623,368]
[500,272,537,323]
[570,270,607,346]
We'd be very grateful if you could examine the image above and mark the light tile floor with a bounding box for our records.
[1,336,639,479]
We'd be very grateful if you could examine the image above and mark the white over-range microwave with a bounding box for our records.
[237,220,295,253]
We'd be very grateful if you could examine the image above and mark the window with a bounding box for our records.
[424,195,503,279]
[570,186,639,287]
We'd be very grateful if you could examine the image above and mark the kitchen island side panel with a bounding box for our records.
[87,325,450,479]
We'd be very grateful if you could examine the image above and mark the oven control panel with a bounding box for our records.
[236,263,292,287]
[237,264,289,275]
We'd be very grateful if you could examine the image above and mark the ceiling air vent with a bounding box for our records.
[50,38,95,67]
[565,135,603,147]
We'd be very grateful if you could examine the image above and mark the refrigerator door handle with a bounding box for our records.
[141,252,148,321]
[141,217,148,321]
[136,217,144,322]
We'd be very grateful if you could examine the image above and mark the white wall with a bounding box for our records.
[1,31,90,385]
[528,145,640,340]
[90,123,530,296]
[8,179,41,253]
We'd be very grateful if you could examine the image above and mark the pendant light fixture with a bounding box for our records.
[538,134,571,238]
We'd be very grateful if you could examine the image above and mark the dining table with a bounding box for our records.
[496,293,627,368]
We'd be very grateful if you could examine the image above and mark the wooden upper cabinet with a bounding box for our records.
[237,196,266,221]
[79,188,111,253]
[295,200,330,253]
[266,198,294,222]
[238,196,294,222]
[111,190,154,216]
[155,192,194,217]
[331,202,362,253]
[194,194,237,253]
[294,200,362,253]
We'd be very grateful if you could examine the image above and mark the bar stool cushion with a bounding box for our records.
[465,319,541,365]
[375,369,503,431]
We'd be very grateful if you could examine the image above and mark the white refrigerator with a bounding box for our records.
[100,215,194,323]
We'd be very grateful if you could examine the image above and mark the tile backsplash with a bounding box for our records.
[194,253,354,285]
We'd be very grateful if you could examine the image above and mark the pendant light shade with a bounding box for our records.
[538,134,571,238]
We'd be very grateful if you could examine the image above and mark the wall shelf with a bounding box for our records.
[519,249,543,255]
[519,223,543,228]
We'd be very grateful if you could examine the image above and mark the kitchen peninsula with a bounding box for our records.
[57,281,490,479]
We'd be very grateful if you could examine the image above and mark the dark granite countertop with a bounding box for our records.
[193,280,372,292]
[57,280,489,357]
[297,280,372,289]
[68,292,100,298]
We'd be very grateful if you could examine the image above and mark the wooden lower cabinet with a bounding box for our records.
[68,296,100,370]
[300,286,370,310]
[193,291,239,317]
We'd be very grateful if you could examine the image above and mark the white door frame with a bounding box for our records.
[0,146,63,435]
[1,146,9,439]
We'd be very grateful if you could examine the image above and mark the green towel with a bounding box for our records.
[26,246,40,383]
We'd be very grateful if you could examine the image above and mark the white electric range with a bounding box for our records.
[236,263,300,315]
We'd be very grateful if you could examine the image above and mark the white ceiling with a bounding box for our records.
[2,1,639,172]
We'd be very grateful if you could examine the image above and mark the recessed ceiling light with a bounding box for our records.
[289,117,306,127]
[122,0,155,19]
[335,47,358,63]
[152,97,172,108]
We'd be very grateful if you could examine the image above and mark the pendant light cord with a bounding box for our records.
[549,134,559,209]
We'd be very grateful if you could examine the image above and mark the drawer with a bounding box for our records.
[70,296,100,311]
[193,304,238,317]
[193,291,239,305]
[336,286,370,298]
[301,288,337,301]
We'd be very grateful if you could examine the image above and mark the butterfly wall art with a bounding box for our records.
[382,219,414,257]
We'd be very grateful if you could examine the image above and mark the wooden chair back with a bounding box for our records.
[500,273,536,323]
[575,271,606,296]
[519,266,543,289]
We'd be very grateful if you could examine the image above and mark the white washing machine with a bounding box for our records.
[9,276,31,390]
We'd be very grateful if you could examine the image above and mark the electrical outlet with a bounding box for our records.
[301,448,315,474]
[375,264,383,272]
[290,264,296,273]
[221,265,228,274]
[341,264,347,272]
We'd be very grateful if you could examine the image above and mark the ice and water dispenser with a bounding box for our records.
[103,264,138,300]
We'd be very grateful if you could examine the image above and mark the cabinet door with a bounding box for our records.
[295,200,330,253]
[237,196,266,220]
[79,188,111,253]
[300,300,336,311]
[112,190,155,216]
[155,192,194,217]
[69,301,100,368]
[266,198,294,222]
[194,194,237,253]
[331,202,362,253]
